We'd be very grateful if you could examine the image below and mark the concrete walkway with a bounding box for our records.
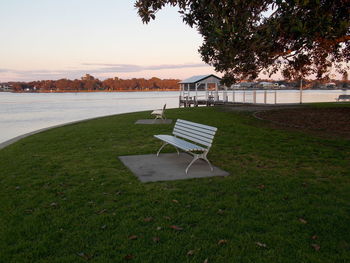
[119,153,229,182]
[135,119,172,124]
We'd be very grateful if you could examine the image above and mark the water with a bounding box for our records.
[0,90,348,144]
[0,91,179,144]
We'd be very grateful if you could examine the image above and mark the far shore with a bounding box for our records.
[10,88,179,93]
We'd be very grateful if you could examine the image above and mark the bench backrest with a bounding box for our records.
[173,119,217,148]
[338,95,350,99]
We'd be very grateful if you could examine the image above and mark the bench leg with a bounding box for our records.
[156,142,168,156]
[156,142,180,156]
[185,152,213,174]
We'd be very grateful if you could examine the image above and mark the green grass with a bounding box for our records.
[0,105,349,263]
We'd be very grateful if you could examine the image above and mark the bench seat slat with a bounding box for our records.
[173,130,213,147]
[154,135,206,152]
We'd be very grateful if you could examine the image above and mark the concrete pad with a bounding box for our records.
[135,119,172,124]
[118,153,229,182]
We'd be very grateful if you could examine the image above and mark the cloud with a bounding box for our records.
[82,63,210,72]
[0,63,212,81]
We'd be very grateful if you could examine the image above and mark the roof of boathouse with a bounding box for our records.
[179,74,221,84]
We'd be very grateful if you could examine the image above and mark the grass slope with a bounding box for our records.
[0,106,349,263]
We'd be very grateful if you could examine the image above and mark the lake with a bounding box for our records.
[0,90,348,144]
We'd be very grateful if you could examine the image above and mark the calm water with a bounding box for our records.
[0,90,348,144]
[0,91,179,144]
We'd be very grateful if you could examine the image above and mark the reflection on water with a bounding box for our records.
[0,90,348,144]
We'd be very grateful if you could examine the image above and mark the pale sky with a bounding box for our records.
[0,0,217,81]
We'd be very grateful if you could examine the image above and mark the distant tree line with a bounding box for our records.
[9,74,180,92]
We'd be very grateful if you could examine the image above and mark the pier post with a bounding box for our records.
[274,91,277,104]
[264,90,267,104]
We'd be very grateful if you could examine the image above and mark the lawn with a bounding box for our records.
[0,105,349,263]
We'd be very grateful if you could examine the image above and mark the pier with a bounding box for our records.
[178,74,280,107]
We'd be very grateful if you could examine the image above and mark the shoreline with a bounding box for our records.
[0,114,122,150]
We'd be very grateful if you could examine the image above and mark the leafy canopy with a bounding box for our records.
[135,0,350,84]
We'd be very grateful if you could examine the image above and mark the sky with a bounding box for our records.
[0,0,217,82]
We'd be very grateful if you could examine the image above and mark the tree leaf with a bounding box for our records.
[311,243,320,251]
[152,237,160,243]
[124,254,133,260]
[218,239,228,245]
[170,225,183,231]
[128,235,138,240]
[77,252,93,260]
[256,242,267,248]
[217,209,225,215]
[299,218,307,224]
[96,209,107,214]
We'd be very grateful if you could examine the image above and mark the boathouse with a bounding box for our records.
[179,74,223,107]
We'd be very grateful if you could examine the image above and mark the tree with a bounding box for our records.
[135,0,350,84]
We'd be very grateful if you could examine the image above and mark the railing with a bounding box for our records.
[180,89,349,106]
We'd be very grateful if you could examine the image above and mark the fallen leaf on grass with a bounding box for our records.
[170,225,183,231]
[101,225,107,229]
[77,252,93,260]
[311,244,320,251]
[218,239,228,245]
[156,226,162,230]
[96,209,107,215]
[152,237,160,243]
[124,254,133,260]
[144,217,153,222]
[164,216,171,220]
[257,184,265,189]
[256,242,267,248]
[50,202,59,208]
[172,199,179,203]
[217,209,225,215]
[128,235,138,240]
[203,259,209,263]
[311,235,318,240]
[187,250,195,256]
[299,218,307,224]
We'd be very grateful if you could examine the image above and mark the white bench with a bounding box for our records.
[154,119,217,174]
[151,104,166,119]
[336,95,350,101]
